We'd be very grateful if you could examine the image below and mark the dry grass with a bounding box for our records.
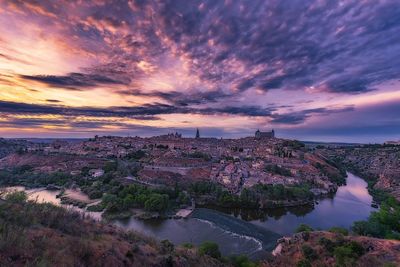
[0,196,223,267]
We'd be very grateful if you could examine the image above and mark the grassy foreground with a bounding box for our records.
[0,192,224,267]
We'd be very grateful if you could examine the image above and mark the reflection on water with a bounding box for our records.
[205,203,316,221]
[250,172,377,235]
[2,186,103,220]
[115,172,376,258]
[209,172,376,235]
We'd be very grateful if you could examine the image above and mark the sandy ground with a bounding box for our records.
[175,208,193,218]
[63,189,97,204]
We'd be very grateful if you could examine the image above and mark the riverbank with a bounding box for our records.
[59,188,101,208]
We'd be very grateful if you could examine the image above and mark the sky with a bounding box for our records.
[0,0,399,143]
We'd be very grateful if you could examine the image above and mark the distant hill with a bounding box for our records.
[10,138,88,144]
[302,141,361,148]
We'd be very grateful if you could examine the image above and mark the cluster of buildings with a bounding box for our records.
[12,129,338,194]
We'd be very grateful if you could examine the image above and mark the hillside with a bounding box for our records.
[265,231,400,267]
[318,145,400,201]
[0,195,223,267]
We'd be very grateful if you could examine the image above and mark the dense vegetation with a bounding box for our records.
[0,167,74,187]
[264,164,292,177]
[297,193,400,242]
[190,181,314,209]
[316,238,365,266]
[352,196,400,240]
[183,151,212,161]
[93,183,190,217]
[0,161,193,217]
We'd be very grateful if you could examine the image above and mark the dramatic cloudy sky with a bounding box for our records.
[0,0,399,142]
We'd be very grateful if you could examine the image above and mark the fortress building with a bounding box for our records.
[255,129,275,139]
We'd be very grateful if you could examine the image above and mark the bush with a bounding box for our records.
[160,239,174,254]
[333,241,365,266]
[104,161,118,173]
[181,243,194,249]
[296,224,313,233]
[124,150,145,160]
[229,255,257,267]
[86,204,104,212]
[297,259,311,267]
[198,241,221,259]
[265,164,292,176]
[333,246,354,266]
[347,241,365,257]
[318,237,335,253]
[301,245,318,260]
[5,191,27,204]
[352,197,400,239]
[352,220,388,238]
[329,227,349,236]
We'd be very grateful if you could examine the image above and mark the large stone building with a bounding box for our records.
[255,129,275,139]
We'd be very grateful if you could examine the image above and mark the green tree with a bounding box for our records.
[104,161,118,173]
[144,194,169,212]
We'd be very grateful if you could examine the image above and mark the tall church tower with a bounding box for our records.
[195,128,200,138]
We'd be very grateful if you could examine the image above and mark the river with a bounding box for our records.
[2,172,377,259]
[114,172,377,258]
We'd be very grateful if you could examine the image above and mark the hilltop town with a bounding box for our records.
[0,130,343,203]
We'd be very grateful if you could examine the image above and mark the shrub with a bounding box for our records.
[265,164,292,176]
[181,243,194,249]
[347,241,365,257]
[86,204,104,212]
[318,237,335,253]
[333,241,365,266]
[160,239,174,254]
[301,245,318,261]
[5,191,27,204]
[297,259,311,267]
[329,227,349,236]
[333,246,354,266]
[104,161,118,173]
[296,224,313,233]
[199,241,221,259]
[229,255,257,267]
[352,220,388,238]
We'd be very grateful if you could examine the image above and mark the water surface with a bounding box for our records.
[114,172,376,258]
[250,172,377,235]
